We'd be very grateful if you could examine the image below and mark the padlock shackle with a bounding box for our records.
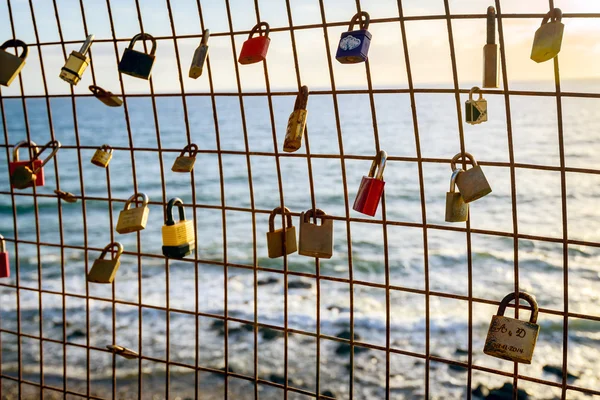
[348,11,370,31]
[367,150,387,180]
[449,168,464,193]
[100,144,113,153]
[78,34,94,56]
[129,33,157,56]
[249,22,270,39]
[31,140,61,174]
[450,152,478,171]
[293,86,309,111]
[1,39,28,59]
[497,291,539,324]
[541,8,562,25]
[179,143,199,158]
[166,197,186,226]
[302,208,326,224]
[12,140,39,162]
[123,192,149,211]
[486,6,496,45]
[268,206,293,232]
[201,29,210,46]
[99,241,124,260]
[468,86,483,102]
[0,234,5,253]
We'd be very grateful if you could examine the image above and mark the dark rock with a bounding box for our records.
[269,374,285,385]
[229,323,253,334]
[543,365,579,380]
[320,389,336,398]
[67,329,86,340]
[335,330,361,341]
[261,327,284,341]
[448,363,467,372]
[211,320,225,330]
[472,384,489,398]
[334,329,369,355]
[288,280,312,289]
[257,277,279,286]
[455,348,469,355]
[486,382,529,400]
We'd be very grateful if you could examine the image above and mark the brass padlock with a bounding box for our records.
[189,29,210,79]
[450,152,492,203]
[266,207,297,258]
[55,190,77,203]
[87,242,124,284]
[465,86,487,125]
[445,169,469,223]
[0,39,28,87]
[107,344,139,359]
[531,8,564,63]
[298,208,333,259]
[116,193,150,234]
[89,85,122,107]
[162,198,195,259]
[91,144,113,168]
[484,292,540,364]
[10,140,61,190]
[283,86,309,153]
[171,144,198,173]
[483,6,499,88]
[60,34,94,85]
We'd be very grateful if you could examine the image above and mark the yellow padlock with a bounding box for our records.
[530,8,564,63]
[87,242,124,284]
[171,144,198,173]
[266,207,297,258]
[116,193,149,234]
[162,198,195,259]
[283,86,309,153]
[91,144,113,168]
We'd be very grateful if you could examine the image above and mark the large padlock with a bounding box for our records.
[0,39,28,87]
[60,34,94,85]
[119,33,157,80]
[116,193,150,234]
[189,29,210,79]
[353,150,387,217]
[89,85,122,107]
[483,6,499,88]
[171,144,198,173]
[530,8,564,63]
[450,152,492,203]
[484,292,540,364]
[87,242,124,284]
[0,234,9,279]
[9,140,61,190]
[162,198,195,259]
[238,22,271,65]
[445,168,469,223]
[465,86,487,125]
[283,86,309,153]
[298,209,333,259]
[336,11,372,64]
[91,144,113,168]
[266,207,297,259]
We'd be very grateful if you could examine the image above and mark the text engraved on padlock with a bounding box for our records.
[484,315,540,364]
[91,150,112,167]
[116,207,149,234]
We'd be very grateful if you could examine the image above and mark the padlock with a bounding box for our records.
[107,345,139,359]
[0,39,28,87]
[55,190,77,203]
[483,6,499,88]
[171,144,198,173]
[445,169,469,223]
[189,29,210,79]
[0,234,10,279]
[352,150,387,217]
[60,34,94,85]
[450,152,492,203]
[116,193,150,234]
[465,86,487,125]
[119,33,157,80]
[484,292,540,364]
[89,85,122,107]
[91,144,113,168]
[283,86,309,153]
[162,198,195,259]
[298,209,333,259]
[9,140,61,190]
[266,207,297,258]
[531,8,564,63]
[238,22,271,65]
[336,11,372,64]
[87,242,124,284]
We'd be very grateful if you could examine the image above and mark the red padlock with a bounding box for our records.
[0,234,9,279]
[238,22,271,65]
[352,150,387,217]
[9,140,61,189]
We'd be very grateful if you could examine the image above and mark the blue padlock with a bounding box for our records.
[336,11,371,64]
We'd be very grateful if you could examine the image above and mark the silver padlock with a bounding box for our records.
[445,168,469,222]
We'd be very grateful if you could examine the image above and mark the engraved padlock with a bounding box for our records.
[9,140,61,190]
[531,8,564,63]
[87,242,124,284]
[171,144,198,173]
[91,144,113,168]
[283,85,309,153]
[119,33,157,80]
[0,234,10,279]
[298,209,333,259]
[189,29,210,79]
[483,6,499,88]
[162,198,195,259]
[116,193,150,234]
[450,152,492,203]
[89,85,122,107]
[484,292,540,364]
[266,207,297,259]
[238,22,271,65]
[0,39,28,87]
[445,169,469,223]
[352,150,387,217]
[60,34,94,85]
[336,11,372,64]
[107,344,139,359]
[465,86,487,125]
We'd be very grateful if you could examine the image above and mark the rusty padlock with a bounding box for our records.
[530,8,564,63]
[116,193,150,234]
[298,209,333,259]
[10,140,61,190]
[171,144,198,173]
[89,85,123,107]
[91,144,113,168]
[484,292,540,364]
[465,86,487,125]
[283,85,309,153]
[450,152,492,203]
[0,234,9,279]
[352,150,387,217]
[445,168,469,223]
[266,207,297,258]
[87,242,124,284]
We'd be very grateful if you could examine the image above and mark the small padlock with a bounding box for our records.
[238,22,271,65]
[87,242,124,284]
[298,209,333,259]
[55,190,78,203]
[450,152,492,203]
[60,34,94,85]
[116,193,150,234]
[9,140,61,190]
[171,144,198,173]
[119,33,157,80]
[336,11,372,64]
[0,39,28,87]
[0,234,10,279]
[531,8,564,63]
[465,86,487,125]
[445,169,469,223]
[266,207,297,258]
[89,85,122,107]
[483,6,499,88]
[162,198,195,259]
[352,150,387,217]
[189,29,210,79]
[484,292,540,364]
[107,344,139,359]
[283,86,309,153]
[91,144,113,168]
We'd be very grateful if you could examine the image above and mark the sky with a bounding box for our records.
[0,0,599,96]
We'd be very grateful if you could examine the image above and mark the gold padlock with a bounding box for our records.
[171,144,198,173]
[445,169,468,223]
[484,292,540,364]
[89,85,123,107]
[10,140,61,190]
[0,39,28,87]
[266,207,297,258]
[482,6,499,88]
[162,198,195,259]
[11,165,37,190]
[55,189,78,203]
[450,152,492,203]
[465,86,487,125]
[531,8,564,63]
[283,86,309,153]
[298,208,333,259]
[107,344,139,359]
[91,144,113,168]
[60,34,94,85]
[189,29,210,79]
[87,242,124,284]
[116,193,150,234]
